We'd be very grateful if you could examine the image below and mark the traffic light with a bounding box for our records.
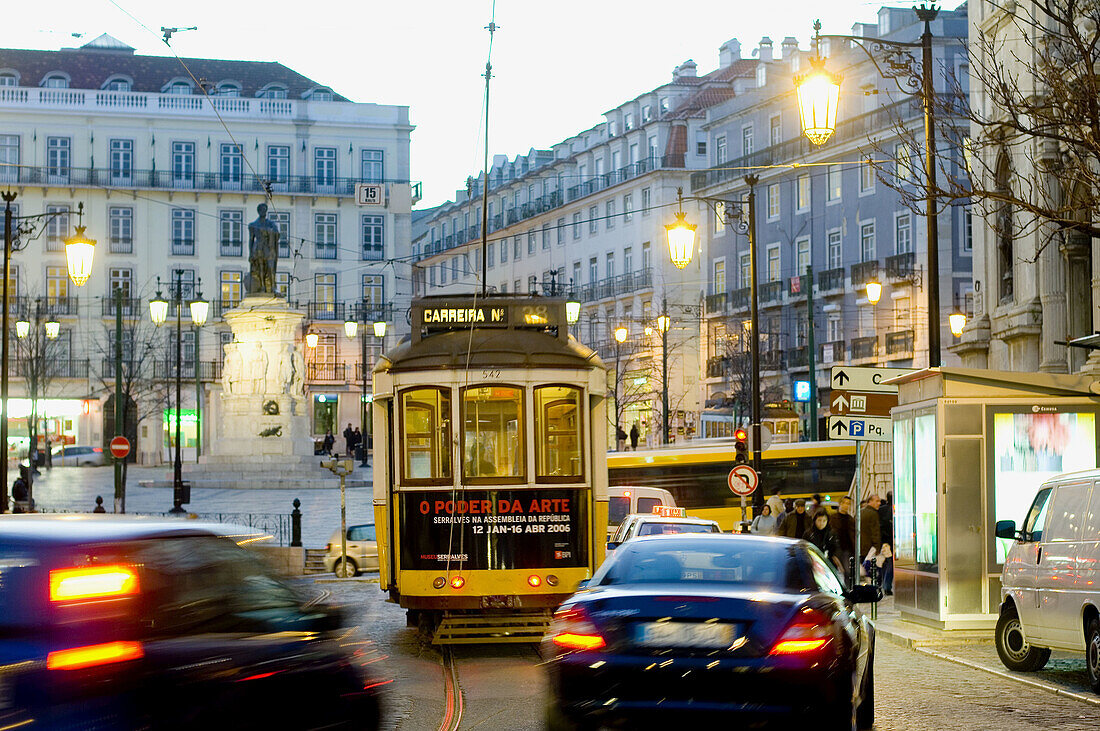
[734,427,748,464]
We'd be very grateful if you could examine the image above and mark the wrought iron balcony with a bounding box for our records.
[788,275,807,299]
[850,260,879,287]
[306,362,347,381]
[705,292,728,314]
[307,301,345,321]
[787,345,808,369]
[818,267,846,293]
[109,237,133,254]
[851,336,879,360]
[349,302,393,322]
[101,297,142,317]
[220,241,244,257]
[760,281,783,305]
[730,288,750,311]
[761,349,785,371]
[819,340,846,363]
[10,359,89,379]
[886,329,915,356]
[885,252,916,280]
[706,355,732,378]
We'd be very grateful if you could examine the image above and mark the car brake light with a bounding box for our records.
[93,447,103,453]
[548,605,606,652]
[771,607,833,655]
[325,543,331,552]
[47,641,143,670]
[49,565,139,602]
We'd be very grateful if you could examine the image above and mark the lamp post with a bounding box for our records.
[665,180,764,515]
[150,274,207,515]
[796,5,943,366]
[1,194,94,512]
[371,319,386,466]
[15,300,61,508]
[613,325,627,450]
[656,303,671,445]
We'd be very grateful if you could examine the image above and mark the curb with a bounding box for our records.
[874,623,991,649]
[916,646,1100,708]
[313,576,380,584]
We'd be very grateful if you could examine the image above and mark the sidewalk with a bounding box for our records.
[871,595,990,648]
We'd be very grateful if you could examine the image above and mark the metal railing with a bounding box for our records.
[788,275,807,299]
[109,237,133,254]
[349,302,393,322]
[705,292,727,314]
[219,241,244,257]
[885,252,916,279]
[101,297,142,317]
[851,260,879,287]
[761,350,785,371]
[818,267,846,293]
[851,336,879,360]
[819,340,846,363]
[760,281,783,304]
[171,239,195,256]
[307,362,347,381]
[731,288,750,311]
[886,329,915,355]
[307,301,344,321]
[576,269,653,303]
[9,359,89,378]
[787,345,808,369]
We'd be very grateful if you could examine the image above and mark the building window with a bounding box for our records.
[513,236,522,260]
[827,164,842,201]
[624,112,634,131]
[171,141,195,187]
[109,206,133,253]
[572,212,581,239]
[589,257,598,284]
[964,207,973,252]
[109,139,133,183]
[860,222,876,261]
[217,83,240,96]
[860,161,876,193]
[108,267,132,302]
[713,259,726,294]
[766,245,780,282]
[313,273,337,318]
[828,315,842,343]
[220,271,242,308]
[263,85,288,99]
[46,266,68,303]
[267,145,290,184]
[362,274,384,317]
[528,275,537,294]
[542,224,550,250]
[895,142,911,182]
[796,238,811,272]
[45,137,70,181]
[270,211,291,258]
[500,237,508,263]
[165,81,192,94]
[895,213,912,254]
[0,73,18,87]
[361,214,384,260]
[742,125,754,156]
[827,230,842,269]
[606,200,616,229]
[740,254,751,288]
[314,147,337,188]
[487,243,495,268]
[169,269,196,300]
[767,184,780,219]
[0,134,18,183]
[45,205,70,251]
[589,206,598,234]
[623,194,633,223]
[642,104,652,122]
[641,187,651,214]
[797,175,810,211]
[696,131,707,156]
[309,89,334,102]
[660,97,670,114]
[556,217,566,245]
[43,74,69,89]
[361,149,384,182]
[716,136,728,165]
[770,115,782,147]
[171,209,195,255]
[623,246,633,273]
[642,241,651,271]
[527,230,536,255]
[314,213,338,259]
[219,209,244,256]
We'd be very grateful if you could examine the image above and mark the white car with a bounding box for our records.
[323,523,378,577]
[995,469,1100,692]
[607,485,676,538]
[50,445,107,466]
[607,508,722,552]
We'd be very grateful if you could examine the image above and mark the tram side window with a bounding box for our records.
[462,385,524,482]
[535,385,583,482]
[401,388,452,483]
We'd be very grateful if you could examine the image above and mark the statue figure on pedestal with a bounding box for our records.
[247,203,281,296]
[249,343,269,395]
[223,344,243,395]
[278,346,294,394]
[291,348,306,397]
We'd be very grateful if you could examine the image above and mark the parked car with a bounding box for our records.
[544,534,881,729]
[51,445,107,466]
[324,523,379,577]
[0,514,383,729]
[995,469,1100,691]
[606,508,721,552]
[607,486,676,538]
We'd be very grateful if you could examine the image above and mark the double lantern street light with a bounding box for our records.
[149,276,209,515]
[1,195,96,512]
[343,314,388,464]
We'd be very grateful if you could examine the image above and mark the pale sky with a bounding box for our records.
[0,0,904,208]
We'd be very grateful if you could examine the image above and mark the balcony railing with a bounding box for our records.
[886,329,915,356]
[788,275,807,299]
[220,241,244,257]
[576,269,653,303]
[349,302,393,322]
[851,336,878,360]
[101,297,142,317]
[819,340,846,363]
[109,237,133,254]
[730,288,750,311]
[307,301,344,321]
[761,350,784,371]
[818,267,846,293]
[307,362,347,381]
[41,297,79,317]
[212,298,242,317]
[851,260,879,287]
[787,345,808,369]
[705,292,727,314]
[706,355,731,378]
[760,281,783,305]
[171,239,195,256]
[564,156,682,205]
[10,359,89,379]
[885,252,916,279]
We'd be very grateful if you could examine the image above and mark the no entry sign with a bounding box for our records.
[109,436,131,460]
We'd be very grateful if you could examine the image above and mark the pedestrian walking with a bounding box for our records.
[93,495,106,513]
[804,511,845,573]
[750,503,778,535]
[343,423,355,457]
[629,423,640,451]
[321,430,335,455]
[616,426,627,452]
[878,491,895,595]
[766,491,785,521]
[860,494,884,581]
[11,466,28,514]
[777,499,811,539]
[829,496,857,580]
[809,493,824,513]
[351,427,363,460]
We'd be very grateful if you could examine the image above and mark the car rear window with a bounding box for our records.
[637,522,717,536]
[598,538,801,590]
[636,497,663,514]
[609,497,630,525]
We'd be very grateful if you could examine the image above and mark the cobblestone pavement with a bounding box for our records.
[312,579,1100,730]
[24,465,373,548]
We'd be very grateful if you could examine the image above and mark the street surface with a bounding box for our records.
[25,465,373,548]
[314,580,1100,730]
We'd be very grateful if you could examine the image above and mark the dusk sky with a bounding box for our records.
[1,1,908,208]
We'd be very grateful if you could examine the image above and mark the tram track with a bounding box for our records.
[438,647,465,731]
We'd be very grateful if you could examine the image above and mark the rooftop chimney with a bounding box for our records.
[757,37,773,62]
[673,59,698,80]
[781,36,799,60]
[719,39,742,68]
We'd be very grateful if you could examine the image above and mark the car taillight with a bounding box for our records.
[325,543,331,552]
[49,565,139,602]
[93,447,103,453]
[771,606,834,655]
[47,641,143,670]
[548,605,605,652]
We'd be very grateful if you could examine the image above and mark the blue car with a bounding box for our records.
[543,534,880,730]
[0,515,383,730]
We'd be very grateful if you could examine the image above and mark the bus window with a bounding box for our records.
[401,387,451,483]
[462,385,524,482]
[609,496,630,525]
[637,497,662,514]
[535,385,583,481]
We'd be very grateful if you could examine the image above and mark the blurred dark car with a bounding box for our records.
[543,534,880,730]
[0,515,382,730]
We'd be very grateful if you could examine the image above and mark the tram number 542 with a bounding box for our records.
[481,369,502,379]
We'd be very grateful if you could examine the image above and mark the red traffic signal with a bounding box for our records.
[734,428,748,442]
[734,428,749,464]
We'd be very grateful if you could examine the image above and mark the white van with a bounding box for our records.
[995,469,1100,692]
[607,486,676,537]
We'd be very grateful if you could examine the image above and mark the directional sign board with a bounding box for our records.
[728,464,759,496]
[829,390,898,417]
[828,415,893,442]
[830,366,913,393]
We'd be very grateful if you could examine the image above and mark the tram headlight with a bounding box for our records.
[450,576,465,590]
[433,576,447,589]
[546,574,559,587]
[527,575,542,588]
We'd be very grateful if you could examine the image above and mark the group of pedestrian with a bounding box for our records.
[616,423,641,451]
[748,489,893,593]
[343,423,364,459]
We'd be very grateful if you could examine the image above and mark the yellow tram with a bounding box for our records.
[371,295,608,643]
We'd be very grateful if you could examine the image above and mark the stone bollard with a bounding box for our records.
[93,495,106,513]
[290,498,302,547]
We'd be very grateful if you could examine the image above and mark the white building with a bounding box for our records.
[0,34,417,464]
[414,48,764,446]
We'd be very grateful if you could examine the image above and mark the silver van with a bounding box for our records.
[995,469,1100,692]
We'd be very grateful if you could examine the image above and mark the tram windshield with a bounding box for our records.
[401,387,452,483]
[535,385,583,481]
[462,385,524,482]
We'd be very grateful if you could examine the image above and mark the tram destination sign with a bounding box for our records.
[422,305,509,330]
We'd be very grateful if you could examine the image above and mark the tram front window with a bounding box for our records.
[462,386,524,482]
[535,385,583,481]
[401,387,451,483]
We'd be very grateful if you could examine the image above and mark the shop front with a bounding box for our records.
[5,398,98,464]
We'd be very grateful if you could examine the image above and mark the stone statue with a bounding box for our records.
[223,344,243,395]
[249,343,269,395]
[277,347,294,394]
[247,203,280,295]
[291,348,305,397]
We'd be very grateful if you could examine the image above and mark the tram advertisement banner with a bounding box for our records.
[399,489,587,571]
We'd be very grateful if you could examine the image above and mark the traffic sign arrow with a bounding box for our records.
[831,419,848,435]
[833,369,850,386]
[832,393,849,411]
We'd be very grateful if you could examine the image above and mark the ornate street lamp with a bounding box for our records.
[305,330,319,349]
[14,319,29,339]
[373,320,387,339]
[794,54,842,146]
[865,280,883,305]
[344,319,358,339]
[189,291,209,327]
[64,221,96,287]
[949,311,966,338]
[149,288,169,326]
[565,299,581,325]
[665,197,697,270]
[44,320,60,340]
